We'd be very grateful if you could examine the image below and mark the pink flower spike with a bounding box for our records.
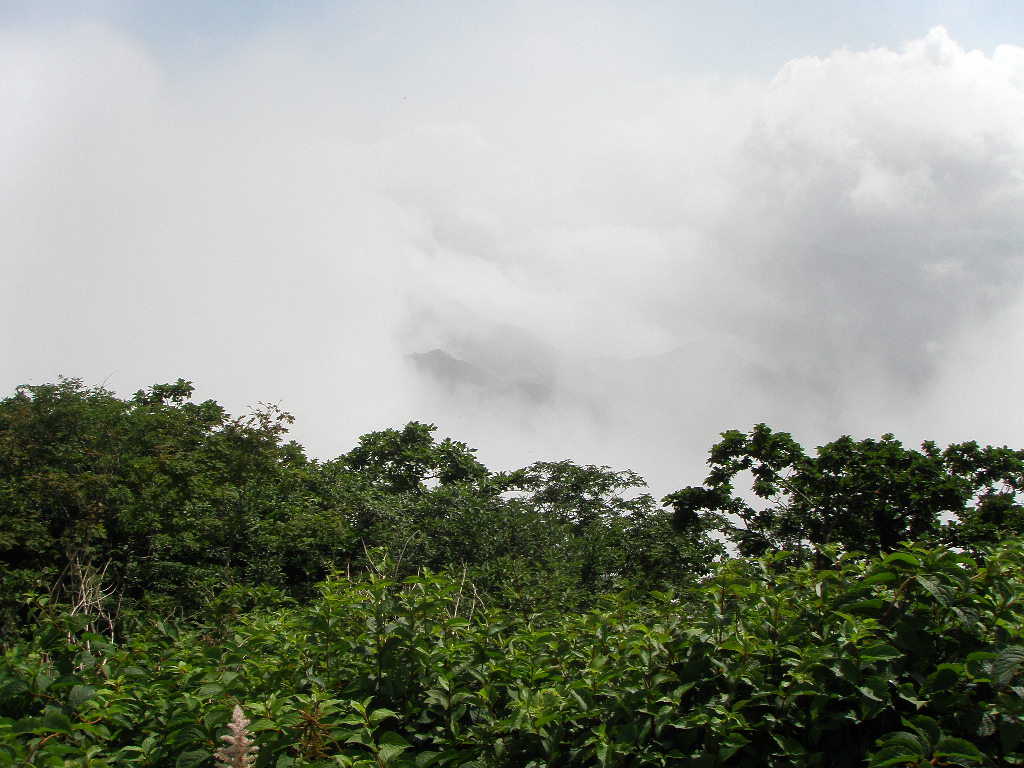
[213,705,259,768]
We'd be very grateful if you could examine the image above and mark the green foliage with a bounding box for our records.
[1,378,719,636]
[497,460,723,594]
[8,377,1024,765]
[0,378,358,633]
[666,423,1024,558]
[343,422,489,495]
[941,441,1024,548]
[2,541,1024,766]
[869,716,985,767]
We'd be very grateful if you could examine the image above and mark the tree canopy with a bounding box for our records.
[0,378,720,634]
[3,378,1024,639]
[665,423,1024,558]
[4,378,1024,766]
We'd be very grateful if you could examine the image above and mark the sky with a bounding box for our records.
[3,1,1024,498]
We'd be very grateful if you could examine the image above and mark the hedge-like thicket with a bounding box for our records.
[3,541,1023,767]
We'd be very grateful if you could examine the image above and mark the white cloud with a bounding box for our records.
[3,18,1024,495]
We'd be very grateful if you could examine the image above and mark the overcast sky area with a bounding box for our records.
[3,1,1024,497]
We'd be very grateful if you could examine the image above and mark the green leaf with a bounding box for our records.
[860,644,902,662]
[879,732,928,755]
[197,683,224,699]
[204,709,230,730]
[771,734,808,755]
[79,632,111,647]
[991,646,1024,689]
[175,749,209,768]
[346,732,374,748]
[859,571,897,587]
[934,737,984,764]
[248,718,276,732]
[916,576,952,608]
[67,684,96,710]
[65,614,94,633]
[858,676,890,702]
[40,709,73,734]
[839,599,885,615]
[923,665,961,693]
[71,721,110,738]
[413,752,445,767]
[369,708,400,726]
[976,714,996,738]
[881,552,921,568]
[869,745,923,767]
[0,679,28,704]
[377,731,412,746]
[376,731,411,765]
[857,685,884,702]
[907,716,941,747]
[11,716,43,736]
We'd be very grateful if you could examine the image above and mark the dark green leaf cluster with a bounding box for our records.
[0,378,719,636]
[6,377,1024,765]
[665,423,1024,558]
[2,541,1024,766]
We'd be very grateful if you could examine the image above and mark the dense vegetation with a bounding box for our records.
[2,378,1024,766]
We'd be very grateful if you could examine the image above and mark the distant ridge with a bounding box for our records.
[409,348,553,403]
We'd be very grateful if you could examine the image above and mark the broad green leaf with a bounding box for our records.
[916,576,952,608]
[375,731,411,765]
[175,749,209,768]
[413,751,445,767]
[0,679,28,704]
[907,716,941,747]
[923,665,961,693]
[881,552,921,568]
[196,683,224,698]
[838,599,885,615]
[991,646,1024,689]
[40,709,73,734]
[859,571,897,587]
[879,732,928,754]
[857,682,886,702]
[869,745,923,767]
[859,644,902,662]
[79,632,111,647]
[369,708,400,726]
[204,709,230,730]
[71,721,110,738]
[346,732,375,748]
[67,684,96,710]
[11,716,43,736]
[934,737,984,764]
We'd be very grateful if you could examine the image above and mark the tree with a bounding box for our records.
[343,422,489,495]
[0,378,353,632]
[940,441,1024,548]
[0,378,132,633]
[500,460,724,592]
[666,424,971,557]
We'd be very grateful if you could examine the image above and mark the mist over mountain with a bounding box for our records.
[3,8,1024,497]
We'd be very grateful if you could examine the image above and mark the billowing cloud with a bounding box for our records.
[401,27,1024,490]
[3,15,1024,496]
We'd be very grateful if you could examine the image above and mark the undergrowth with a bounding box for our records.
[2,541,1024,767]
